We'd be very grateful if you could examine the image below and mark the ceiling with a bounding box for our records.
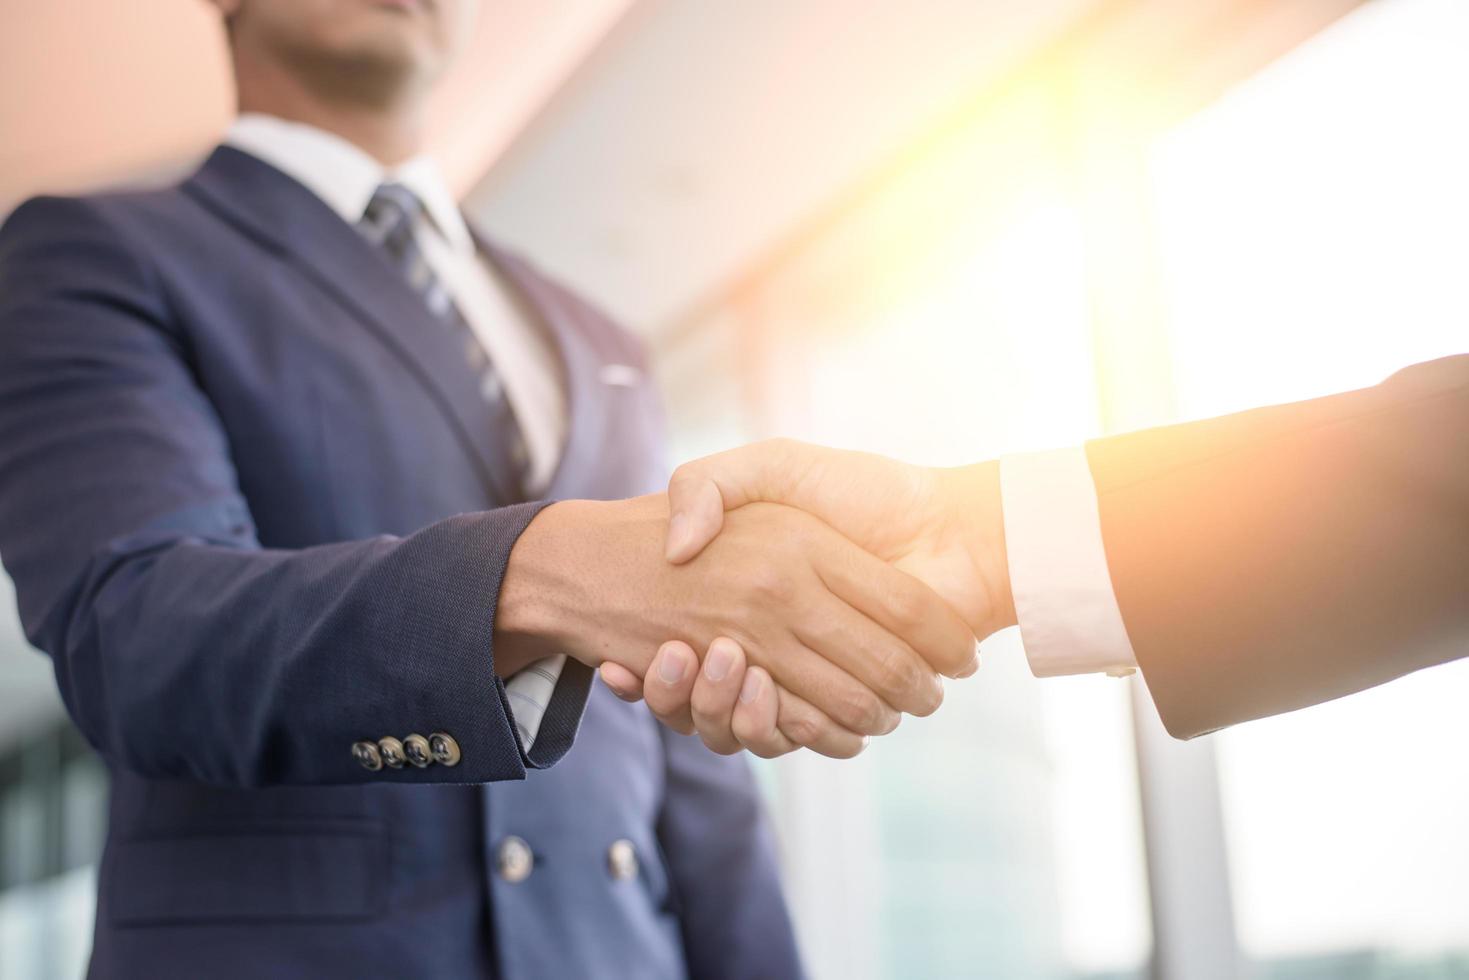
[468,0,1102,332]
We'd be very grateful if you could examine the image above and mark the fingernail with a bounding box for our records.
[739,670,761,704]
[657,648,688,685]
[704,642,735,682]
[955,653,980,678]
[665,513,690,561]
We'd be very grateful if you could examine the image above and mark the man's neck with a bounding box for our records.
[234,63,427,166]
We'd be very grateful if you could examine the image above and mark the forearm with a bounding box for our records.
[1090,354,1469,736]
[44,505,552,787]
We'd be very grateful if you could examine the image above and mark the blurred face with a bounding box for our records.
[221,0,478,105]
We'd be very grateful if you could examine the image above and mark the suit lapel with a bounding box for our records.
[183,147,524,504]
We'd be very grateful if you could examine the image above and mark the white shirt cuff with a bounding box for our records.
[1000,448,1138,677]
[502,654,567,751]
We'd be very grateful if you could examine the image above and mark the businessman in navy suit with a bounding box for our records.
[0,1,979,976]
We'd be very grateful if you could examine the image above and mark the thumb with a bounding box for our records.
[664,471,728,563]
[665,439,810,564]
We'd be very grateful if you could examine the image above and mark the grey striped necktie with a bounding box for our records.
[357,182,530,492]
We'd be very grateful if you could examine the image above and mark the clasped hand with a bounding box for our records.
[593,440,1018,759]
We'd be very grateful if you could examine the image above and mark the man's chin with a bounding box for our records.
[367,0,434,14]
[315,32,443,98]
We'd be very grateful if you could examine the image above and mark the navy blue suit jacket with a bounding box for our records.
[0,147,802,979]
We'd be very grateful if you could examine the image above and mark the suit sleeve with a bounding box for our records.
[0,195,589,787]
[654,730,805,980]
[1086,355,1469,738]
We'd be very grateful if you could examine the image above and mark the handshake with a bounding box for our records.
[497,439,1019,760]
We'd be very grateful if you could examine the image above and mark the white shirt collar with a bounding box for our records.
[225,113,474,256]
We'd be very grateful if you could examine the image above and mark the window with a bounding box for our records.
[1151,0,1469,974]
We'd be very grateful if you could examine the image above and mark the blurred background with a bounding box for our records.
[2,0,1467,977]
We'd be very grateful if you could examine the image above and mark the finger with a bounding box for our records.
[751,634,901,737]
[724,669,869,761]
[729,667,798,758]
[598,662,646,702]
[690,637,746,754]
[642,641,698,736]
[773,686,869,760]
[794,592,945,718]
[666,439,824,564]
[816,539,979,679]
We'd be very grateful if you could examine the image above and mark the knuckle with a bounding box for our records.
[643,689,676,716]
[800,617,843,654]
[688,702,715,729]
[874,644,924,702]
[688,682,720,719]
[837,686,889,735]
[781,714,823,747]
[828,735,869,760]
[924,624,972,669]
[875,645,942,716]
[911,674,944,717]
[730,714,764,747]
[890,584,930,627]
[645,676,690,713]
[691,692,734,730]
[747,566,796,606]
[748,740,791,760]
[699,732,740,756]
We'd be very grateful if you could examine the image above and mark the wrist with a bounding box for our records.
[932,460,1017,636]
[494,496,673,678]
[494,500,599,678]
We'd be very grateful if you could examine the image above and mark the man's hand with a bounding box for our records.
[495,492,976,757]
[614,637,839,759]
[600,440,1019,755]
[667,439,1015,636]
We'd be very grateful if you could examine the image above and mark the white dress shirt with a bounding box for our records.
[1000,448,1139,678]
[225,114,567,749]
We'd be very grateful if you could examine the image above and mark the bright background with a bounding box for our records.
[2,1,1467,978]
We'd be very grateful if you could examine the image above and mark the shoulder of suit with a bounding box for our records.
[2,172,199,257]
[0,175,213,332]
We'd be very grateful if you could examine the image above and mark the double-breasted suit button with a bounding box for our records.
[403,733,432,768]
[497,836,534,883]
[377,736,406,769]
[428,732,461,767]
[352,740,383,772]
[607,839,639,882]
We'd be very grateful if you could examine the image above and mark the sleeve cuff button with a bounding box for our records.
[429,732,461,767]
[352,740,383,771]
